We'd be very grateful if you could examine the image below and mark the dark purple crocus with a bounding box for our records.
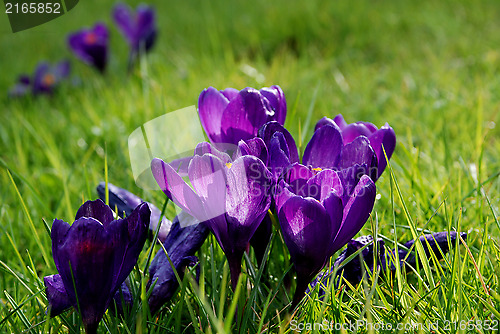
[68,23,109,72]
[198,85,287,146]
[113,3,157,63]
[274,167,376,308]
[316,114,396,179]
[44,199,150,333]
[8,60,70,97]
[151,142,273,289]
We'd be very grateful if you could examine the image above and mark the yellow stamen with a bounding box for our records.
[312,167,322,172]
[42,73,55,87]
[226,163,232,169]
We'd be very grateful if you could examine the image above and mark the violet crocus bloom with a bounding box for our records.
[151,142,273,289]
[96,182,171,242]
[8,60,70,97]
[274,166,376,308]
[198,85,287,146]
[44,199,150,333]
[316,114,396,179]
[113,3,157,61]
[260,119,382,181]
[68,23,109,72]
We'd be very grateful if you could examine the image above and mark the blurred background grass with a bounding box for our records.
[0,0,499,331]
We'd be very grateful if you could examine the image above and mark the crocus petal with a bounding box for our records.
[52,217,115,329]
[305,169,343,202]
[234,137,268,165]
[188,154,227,220]
[284,163,314,197]
[198,87,229,143]
[225,156,272,231]
[54,60,71,79]
[368,124,396,179]
[44,274,72,317]
[260,85,287,125]
[341,123,376,144]
[278,196,335,279]
[75,198,114,225]
[193,142,232,164]
[274,179,296,213]
[267,132,293,178]
[221,88,273,144]
[331,175,376,253]
[136,5,157,51]
[112,3,134,39]
[303,125,343,169]
[106,203,150,291]
[337,136,378,180]
[147,214,209,314]
[221,87,239,100]
[151,158,206,220]
[314,116,338,132]
[336,164,368,205]
[258,121,299,164]
[333,114,348,130]
[68,23,108,72]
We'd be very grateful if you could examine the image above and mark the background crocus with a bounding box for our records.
[113,3,157,67]
[316,115,396,179]
[151,142,273,289]
[68,23,109,72]
[8,60,70,97]
[44,199,150,333]
[274,168,376,308]
[198,85,287,146]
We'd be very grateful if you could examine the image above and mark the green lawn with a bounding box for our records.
[1,0,499,332]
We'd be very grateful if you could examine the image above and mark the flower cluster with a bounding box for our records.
[9,2,157,97]
[43,84,464,332]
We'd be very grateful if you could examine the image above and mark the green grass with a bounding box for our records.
[1,0,500,332]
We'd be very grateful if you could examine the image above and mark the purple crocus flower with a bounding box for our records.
[274,167,376,308]
[113,3,157,63]
[44,199,150,333]
[316,114,396,179]
[198,85,287,146]
[8,60,70,97]
[68,23,109,72]
[260,119,384,181]
[151,142,273,289]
